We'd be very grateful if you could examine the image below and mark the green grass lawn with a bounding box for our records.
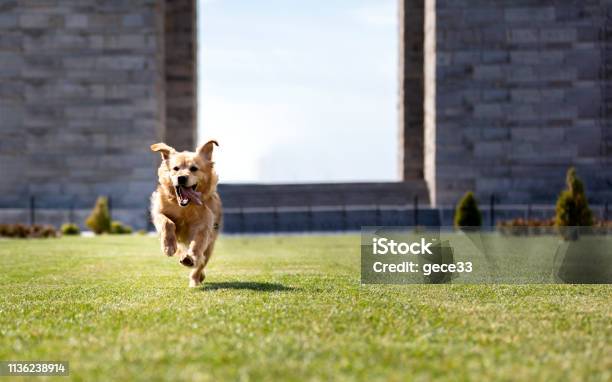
[0,235,610,381]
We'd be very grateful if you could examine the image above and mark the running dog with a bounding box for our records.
[150,141,222,287]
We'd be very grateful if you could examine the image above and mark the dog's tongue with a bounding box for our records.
[181,186,203,205]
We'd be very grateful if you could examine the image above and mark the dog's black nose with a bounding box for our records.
[177,176,188,185]
[180,256,194,267]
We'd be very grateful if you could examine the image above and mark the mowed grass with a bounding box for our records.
[0,235,610,381]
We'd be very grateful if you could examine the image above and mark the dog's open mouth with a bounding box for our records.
[175,184,203,207]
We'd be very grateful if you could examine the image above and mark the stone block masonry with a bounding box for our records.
[4,0,612,230]
[0,0,197,220]
[401,0,612,206]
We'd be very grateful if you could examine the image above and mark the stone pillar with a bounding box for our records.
[428,0,612,205]
[398,0,425,180]
[0,1,26,207]
[423,0,436,205]
[164,0,197,151]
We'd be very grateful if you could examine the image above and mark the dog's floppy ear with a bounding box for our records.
[150,142,175,161]
[197,140,219,161]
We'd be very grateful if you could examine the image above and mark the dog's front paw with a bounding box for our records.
[179,254,195,267]
[162,235,177,257]
[180,249,203,268]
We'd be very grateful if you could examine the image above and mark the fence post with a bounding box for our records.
[490,193,495,228]
[108,195,113,221]
[605,201,609,221]
[69,197,75,224]
[413,195,419,226]
[145,204,154,232]
[273,206,278,233]
[375,204,380,226]
[342,205,347,231]
[30,195,35,225]
[239,206,245,233]
[526,203,532,220]
[307,205,312,232]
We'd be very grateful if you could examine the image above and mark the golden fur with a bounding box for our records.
[150,141,222,287]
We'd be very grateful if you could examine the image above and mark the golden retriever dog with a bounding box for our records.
[150,141,222,287]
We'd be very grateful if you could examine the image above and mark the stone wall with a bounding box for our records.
[410,0,612,205]
[218,181,429,208]
[4,0,612,229]
[0,181,431,230]
[0,0,197,221]
[0,0,165,211]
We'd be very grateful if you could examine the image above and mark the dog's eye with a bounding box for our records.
[190,166,198,172]
[173,166,179,171]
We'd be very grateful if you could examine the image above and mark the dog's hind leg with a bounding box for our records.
[189,264,205,288]
[187,241,216,287]
[202,240,216,269]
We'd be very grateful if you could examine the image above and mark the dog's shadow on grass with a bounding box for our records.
[201,281,296,292]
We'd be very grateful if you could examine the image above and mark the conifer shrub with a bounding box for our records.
[555,167,593,227]
[85,197,111,234]
[555,167,593,240]
[454,192,482,228]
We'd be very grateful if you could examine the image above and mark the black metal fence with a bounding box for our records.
[2,194,611,234]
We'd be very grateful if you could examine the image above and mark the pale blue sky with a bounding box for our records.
[197,0,398,183]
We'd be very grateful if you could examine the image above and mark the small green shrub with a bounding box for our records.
[497,218,556,236]
[0,224,11,237]
[110,221,133,235]
[31,225,57,238]
[0,224,28,238]
[11,224,29,238]
[555,167,593,228]
[454,192,482,228]
[0,224,57,238]
[86,197,111,234]
[61,223,80,236]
